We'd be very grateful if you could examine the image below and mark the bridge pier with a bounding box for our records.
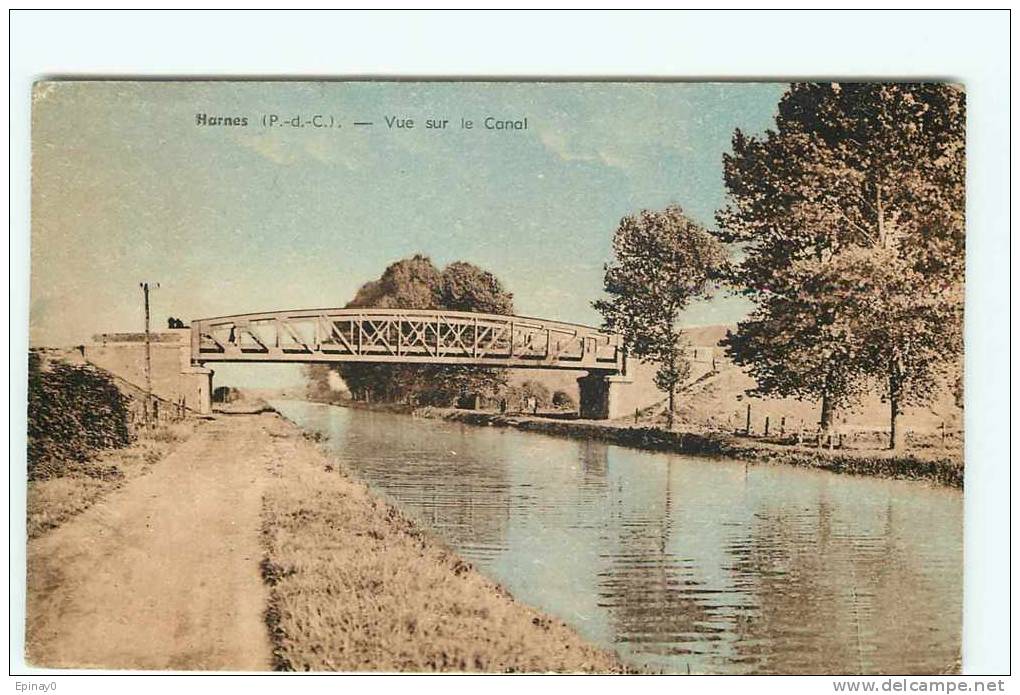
[186,363,214,415]
[577,373,635,420]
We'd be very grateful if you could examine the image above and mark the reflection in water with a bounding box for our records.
[316,405,514,564]
[273,401,962,675]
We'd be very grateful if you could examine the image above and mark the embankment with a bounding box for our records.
[26,350,200,539]
[27,420,197,539]
[27,402,629,672]
[260,412,630,672]
[418,408,964,488]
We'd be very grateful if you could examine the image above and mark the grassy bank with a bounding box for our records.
[259,413,630,673]
[304,396,416,415]
[418,408,963,488]
[26,351,200,538]
[27,421,197,539]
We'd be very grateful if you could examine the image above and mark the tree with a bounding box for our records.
[440,261,514,314]
[593,205,727,429]
[339,255,443,403]
[212,385,242,403]
[304,364,346,403]
[717,83,965,445]
[842,248,963,449]
[313,254,516,406]
[347,253,443,310]
[719,254,874,431]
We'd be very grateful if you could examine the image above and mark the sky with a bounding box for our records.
[30,81,786,386]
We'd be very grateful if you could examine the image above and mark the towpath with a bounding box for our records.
[26,416,273,670]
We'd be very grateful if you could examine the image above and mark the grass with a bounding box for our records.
[423,409,964,488]
[26,421,197,539]
[26,476,112,539]
[259,415,630,673]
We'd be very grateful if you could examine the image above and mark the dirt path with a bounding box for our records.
[26,409,628,672]
[26,416,274,670]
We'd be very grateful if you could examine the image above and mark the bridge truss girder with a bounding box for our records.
[190,308,625,373]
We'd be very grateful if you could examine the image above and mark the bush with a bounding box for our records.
[27,352,132,480]
[212,385,242,403]
[551,390,577,410]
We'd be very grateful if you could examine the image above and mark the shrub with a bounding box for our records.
[551,390,577,410]
[27,352,131,480]
[212,385,242,403]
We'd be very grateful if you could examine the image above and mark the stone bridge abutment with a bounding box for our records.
[84,330,214,415]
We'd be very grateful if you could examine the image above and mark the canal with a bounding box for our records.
[272,400,962,675]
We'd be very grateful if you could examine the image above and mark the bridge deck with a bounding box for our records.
[191,308,625,373]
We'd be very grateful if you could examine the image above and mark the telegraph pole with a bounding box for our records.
[140,281,159,424]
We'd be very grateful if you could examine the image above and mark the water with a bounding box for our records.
[272,401,963,675]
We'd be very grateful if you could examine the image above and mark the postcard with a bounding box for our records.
[26,80,965,674]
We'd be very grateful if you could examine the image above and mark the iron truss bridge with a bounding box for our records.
[190,308,626,372]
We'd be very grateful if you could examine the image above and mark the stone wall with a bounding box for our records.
[83,329,212,414]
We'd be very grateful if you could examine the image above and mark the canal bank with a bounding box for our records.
[274,400,962,674]
[26,406,629,672]
[257,411,630,672]
[415,408,964,488]
[27,419,199,540]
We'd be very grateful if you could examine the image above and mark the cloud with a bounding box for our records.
[537,129,599,164]
[235,132,297,165]
[537,128,643,177]
[594,147,631,170]
[232,128,381,172]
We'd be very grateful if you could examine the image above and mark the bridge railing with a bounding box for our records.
[191,308,625,372]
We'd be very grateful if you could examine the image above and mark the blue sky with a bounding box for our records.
[31,81,785,386]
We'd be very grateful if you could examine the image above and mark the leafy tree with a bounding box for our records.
[304,364,345,403]
[347,253,443,310]
[318,254,515,406]
[843,248,963,449]
[720,253,874,431]
[498,380,553,412]
[440,261,514,314]
[212,385,242,403]
[340,255,443,403]
[717,83,964,445]
[593,205,727,429]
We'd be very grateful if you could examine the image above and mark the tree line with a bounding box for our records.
[595,83,964,449]
[305,84,963,450]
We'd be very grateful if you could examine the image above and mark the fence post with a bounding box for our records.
[745,403,752,435]
[764,416,770,437]
[780,416,786,437]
